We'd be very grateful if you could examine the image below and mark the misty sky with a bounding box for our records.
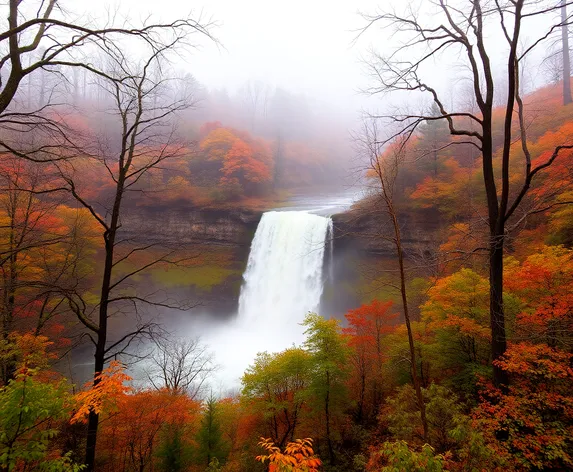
[75,0,560,120]
[78,0,378,110]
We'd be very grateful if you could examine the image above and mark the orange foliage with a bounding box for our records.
[441,315,491,342]
[199,125,273,197]
[0,155,100,345]
[96,390,200,472]
[344,300,397,421]
[410,157,474,218]
[71,361,132,423]
[505,246,573,347]
[256,437,321,472]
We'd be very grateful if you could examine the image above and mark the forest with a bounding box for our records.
[1,1,573,471]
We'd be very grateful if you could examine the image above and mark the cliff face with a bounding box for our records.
[120,206,263,316]
[117,202,441,318]
[331,204,442,257]
[121,206,262,250]
[322,204,443,317]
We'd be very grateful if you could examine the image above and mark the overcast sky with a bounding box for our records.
[77,0,378,111]
[74,0,561,121]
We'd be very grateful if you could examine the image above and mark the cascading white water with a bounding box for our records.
[238,210,332,333]
[189,210,333,388]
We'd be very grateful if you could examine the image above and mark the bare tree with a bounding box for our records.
[145,336,216,398]
[358,121,428,441]
[0,1,214,162]
[55,25,212,469]
[242,79,270,132]
[361,0,573,388]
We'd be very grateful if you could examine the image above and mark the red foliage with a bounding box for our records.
[505,246,573,347]
[344,300,398,421]
[474,343,573,470]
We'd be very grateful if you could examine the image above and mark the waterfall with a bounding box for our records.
[238,211,332,332]
[199,210,332,387]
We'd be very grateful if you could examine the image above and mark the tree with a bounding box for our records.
[421,269,492,366]
[91,388,199,472]
[242,348,312,448]
[474,343,573,470]
[416,104,451,177]
[358,125,429,441]
[58,30,209,470]
[145,336,215,398]
[0,157,99,384]
[343,300,397,423]
[196,396,229,468]
[199,125,273,197]
[505,246,573,349]
[0,1,214,162]
[302,313,349,465]
[410,157,474,219]
[361,0,573,388]
[156,426,190,472]
[0,334,82,472]
[367,441,447,472]
[384,384,462,453]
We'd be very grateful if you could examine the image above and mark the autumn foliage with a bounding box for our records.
[256,438,321,472]
[4,42,573,472]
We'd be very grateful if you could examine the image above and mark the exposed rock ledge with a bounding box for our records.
[120,205,263,250]
[332,204,442,257]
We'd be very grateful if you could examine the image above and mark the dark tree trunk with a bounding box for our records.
[84,179,124,471]
[489,232,509,389]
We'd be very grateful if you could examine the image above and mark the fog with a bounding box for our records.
[71,0,563,130]
[74,0,375,115]
[5,0,570,393]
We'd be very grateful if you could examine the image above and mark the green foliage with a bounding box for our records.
[0,369,82,471]
[195,396,229,468]
[448,415,508,472]
[385,384,461,453]
[302,313,350,462]
[206,457,223,471]
[302,313,350,412]
[242,348,312,400]
[381,321,434,388]
[419,268,519,396]
[376,441,446,472]
[242,348,312,445]
[156,425,192,472]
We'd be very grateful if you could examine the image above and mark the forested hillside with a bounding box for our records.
[2,1,573,472]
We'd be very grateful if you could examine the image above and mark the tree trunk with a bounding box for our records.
[562,0,572,105]
[357,362,365,423]
[324,371,335,464]
[489,232,509,389]
[84,324,106,470]
[84,180,123,470]
[390,206,429,442]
